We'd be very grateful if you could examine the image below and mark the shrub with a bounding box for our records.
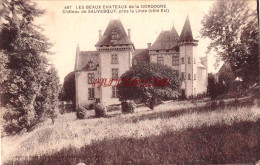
[60,71,76,105]
[88,104,95,110]
[59,103,74,114]
[238,97,254,107]
[76,108,86,119]
[121,101,136,114]
[229,99,240,108]
[3,114,22,136]
[210,101,218,110]
[218,100,226,109]
[118,62,180,110]
[95,103,107,117]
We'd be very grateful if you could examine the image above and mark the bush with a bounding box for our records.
[121,101,136,114]
[229,99,240,108]
[118,62,180,110]
[88,104,95,110]
[218,100,226,109]
[3,119,21,136]
[95,103,107,117]
[59,104,74,114]
[210,101,218,110]
[76,108,86,119]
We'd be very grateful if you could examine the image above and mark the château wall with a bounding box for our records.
[99,46,133,105]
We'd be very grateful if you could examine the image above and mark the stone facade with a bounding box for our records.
[75,18,207,108]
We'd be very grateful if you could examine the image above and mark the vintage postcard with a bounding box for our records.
[0,0,259,164]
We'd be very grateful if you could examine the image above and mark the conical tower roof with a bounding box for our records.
[179,16,194,41]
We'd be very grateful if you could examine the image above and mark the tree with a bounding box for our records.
[35,66,60,124]
[207,72,235,100]
[207,73,219,100]
[60,71,76,109]
[118,62,180,110]
[201,0,259,84]
[0,0,55,134]
[0,51,10,85]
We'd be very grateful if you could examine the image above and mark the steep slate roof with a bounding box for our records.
[149,26,179,50]
[179,16,194,42]
[132,49,149,62]
[95,19,133,46]
[75,51,99,71]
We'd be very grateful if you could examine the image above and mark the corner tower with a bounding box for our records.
[178,16,198,98]
[95,19,134,105]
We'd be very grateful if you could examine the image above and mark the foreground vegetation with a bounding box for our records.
[2,97,259,164]
[1,0,60,135]
[7,119,260,165]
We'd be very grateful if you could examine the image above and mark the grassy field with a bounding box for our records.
[2,98,260,164]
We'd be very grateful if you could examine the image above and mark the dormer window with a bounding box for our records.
[112,34,117,40]
[111,30,118,40]
[88,60,95,69]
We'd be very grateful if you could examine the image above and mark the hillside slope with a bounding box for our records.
[2,100,260,164]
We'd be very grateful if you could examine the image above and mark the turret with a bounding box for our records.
[178,16,198,97]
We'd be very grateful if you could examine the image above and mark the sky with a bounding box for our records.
[34,0,257,83]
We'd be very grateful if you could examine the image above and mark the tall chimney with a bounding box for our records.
[147,43,151,49]
[98,30,102,40]
[128,29,131,39]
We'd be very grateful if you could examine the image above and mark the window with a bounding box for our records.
[194,74,196,80]
[181,57,185,64]
[111,30,118,40]
[111,54,118,64]
[88,88,95,100]
[194,58,196,64]
[188,74,191,80]
[172,56,179,66]
[88,61,94,69]
[112,34,117,40]
[112,86,119,98]
[188,57,191,64]
[112,68,119,79]
[181,72,185,80]
[88,73,94,84]
[157,54,164,65]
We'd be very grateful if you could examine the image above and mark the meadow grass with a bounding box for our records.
[6,119,260,165]
[2,98,260,164]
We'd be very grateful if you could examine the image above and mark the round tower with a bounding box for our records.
[177,16,198,98]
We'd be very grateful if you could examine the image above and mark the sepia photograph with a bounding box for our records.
[0,0,259,164]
